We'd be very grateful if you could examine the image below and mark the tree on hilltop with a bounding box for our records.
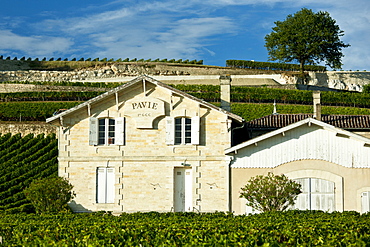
[265,8,350,77]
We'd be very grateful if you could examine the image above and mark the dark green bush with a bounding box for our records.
[24,177,75,214]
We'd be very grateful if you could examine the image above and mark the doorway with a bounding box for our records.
[173,167,192,212]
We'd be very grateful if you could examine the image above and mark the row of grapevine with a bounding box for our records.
[1,83,368,108]
[0,102,80,121]
[2,99,370,123]
[0,55,203,64]
[226,59,326,72]
[170,85,370,108]
[0,211,370,245]
[0,133,58,213]
[0,91,104,102]
[230,103,370,121]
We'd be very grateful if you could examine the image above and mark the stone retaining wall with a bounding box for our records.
[0,62,368,91]
[0,83,108,93]
[0,123,57,136]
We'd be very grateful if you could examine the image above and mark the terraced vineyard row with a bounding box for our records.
[0,133,58,213]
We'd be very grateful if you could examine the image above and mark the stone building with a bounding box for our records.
[46,75,243,213]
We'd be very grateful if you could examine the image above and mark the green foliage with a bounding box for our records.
[170,84,370,108]
[0,102,80,121]
[265,8,350,73]
[363,84,370,94]
[0,133,58,213]
[0,91,104,102]
[24,177,74,214]
[240,172,302,212]
[226,59,326,71]
[1,211,370,245]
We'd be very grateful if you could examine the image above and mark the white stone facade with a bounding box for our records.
[47,75,243,213]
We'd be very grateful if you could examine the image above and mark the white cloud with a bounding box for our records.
[87,16,235,59]
[0,30,73,56]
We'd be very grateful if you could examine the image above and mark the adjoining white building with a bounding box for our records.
[227,116,370,214]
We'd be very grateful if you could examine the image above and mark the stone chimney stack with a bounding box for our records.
[313,91,321,121]
[220,75,231,112]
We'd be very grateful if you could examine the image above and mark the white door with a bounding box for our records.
[361,192,370,213]
[174,167,192,212]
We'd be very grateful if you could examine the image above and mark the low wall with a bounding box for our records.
[0,83,108,93]
[0,123,56,136]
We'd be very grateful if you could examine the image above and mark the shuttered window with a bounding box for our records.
[293,178,335,212]
[89,117,125,145]
[96,167,115,203]
[166,116,200,145]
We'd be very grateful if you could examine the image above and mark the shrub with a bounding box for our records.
[240,172,302,212]
[24,176,75,214]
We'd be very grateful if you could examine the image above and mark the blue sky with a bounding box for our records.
[0,0,369,71]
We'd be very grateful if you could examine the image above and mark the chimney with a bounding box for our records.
[313,91,321,121]
[220,75,231,112]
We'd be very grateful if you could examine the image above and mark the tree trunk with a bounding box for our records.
[299,61,307,84]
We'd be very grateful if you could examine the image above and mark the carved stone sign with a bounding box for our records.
[124,97,165,128]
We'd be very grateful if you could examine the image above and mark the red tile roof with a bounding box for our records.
[246,114,370,129]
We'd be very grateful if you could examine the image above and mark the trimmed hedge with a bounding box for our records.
[226,59,326,71]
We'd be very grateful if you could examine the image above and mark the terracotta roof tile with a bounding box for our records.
[246,114,370,129]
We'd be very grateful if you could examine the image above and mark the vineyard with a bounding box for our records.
[1,84,370,122]
[0,133,58,213]
[1,210,370,245]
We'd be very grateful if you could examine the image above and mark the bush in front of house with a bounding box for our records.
[24,176,75,214]
[240,172,302,212]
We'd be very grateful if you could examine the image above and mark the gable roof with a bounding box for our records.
[225,117,370,154]
[46,75,243,123]
[246,114,370,130]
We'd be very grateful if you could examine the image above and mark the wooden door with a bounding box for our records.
[174,167,192,212]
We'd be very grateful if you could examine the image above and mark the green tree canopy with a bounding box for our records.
[240,172,302,212]
[264,8,350,74]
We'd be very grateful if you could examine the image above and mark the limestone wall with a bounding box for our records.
[0,83,108,93]
[0,62,369,91]
[0,122,57,136]
[308,71,370,91]
[0,63,272,82]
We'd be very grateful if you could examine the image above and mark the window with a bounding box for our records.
[99,118,115,145]
[175,117,192,145]
[293,178,335,212]
[96,167,115,203]
[89,117,125,146]
[166,116,199,145]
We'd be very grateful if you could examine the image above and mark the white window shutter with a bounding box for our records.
[89,117,98,145]
[165,116,175,145]
[106,168,115,203]
[115,117,125,145]
[96,168,106,203]
[191,116,200,145]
